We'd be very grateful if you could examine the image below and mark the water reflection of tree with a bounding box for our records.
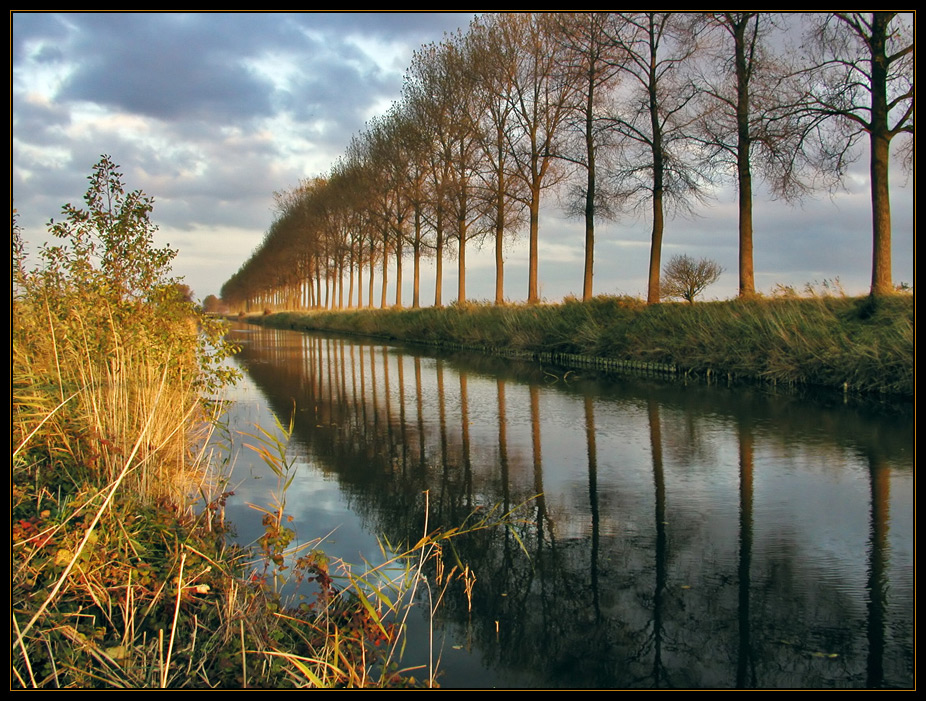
[228,324,913,689]
[584,395,601,622]
[736,418,756,688]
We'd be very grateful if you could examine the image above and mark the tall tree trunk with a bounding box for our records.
[380,244,388,309]
[495,215,505,304]
[735,17,756,297]
[869,130,892,295]
[367,242,375,308]
[412,209,421,308]
[457,217,467,304]
[583,72,596,302]
[356,245,363,308]
[434,212,444,307]
[647,181,665,304]
[395,235,403,308]
[495,127,506,305]
[527,187,541,304]
[868,14,892,296]
[347,245,355,309]
[646,25,665,306]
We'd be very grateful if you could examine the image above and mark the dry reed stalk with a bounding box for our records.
[43,298,65,405]
[12,610,37,688]
[12,390,80,460]
[161,551,187,688]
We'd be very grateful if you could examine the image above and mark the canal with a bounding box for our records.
[217,321,914,689]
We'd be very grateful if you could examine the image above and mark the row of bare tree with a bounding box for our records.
[220,12,912,312]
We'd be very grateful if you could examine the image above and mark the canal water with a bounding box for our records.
[217,322,913,689]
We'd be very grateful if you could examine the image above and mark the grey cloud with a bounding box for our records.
[46,14,302,122]
[12,96,72,140]
[285,63,393,131]
[290,12,475,41]
[61,57,270,122]
[11,12,71,62]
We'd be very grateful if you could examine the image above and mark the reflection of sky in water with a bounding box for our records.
[213,350,399,578]
[214,338,506,684]
[213,324,914,688]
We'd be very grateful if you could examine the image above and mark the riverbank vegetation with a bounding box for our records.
[12,158,484,688]
[251,289,913,397]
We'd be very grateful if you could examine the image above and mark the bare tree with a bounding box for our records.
[661,254,723,303]
[497,12,578,305]
[695,13,814,299]
[552,12,624,301]
[364,111,414,308]
[404,33,487,306]
[798,13,913,296]
[404,42,454,307]
[604,13,707,305]
[390,103,431,309]
[467,16,526,305]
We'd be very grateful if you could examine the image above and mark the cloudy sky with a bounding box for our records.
[12,12,914,303]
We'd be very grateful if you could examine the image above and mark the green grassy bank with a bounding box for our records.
[252,293,913,397]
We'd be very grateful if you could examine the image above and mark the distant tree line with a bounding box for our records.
[220,12,912,312]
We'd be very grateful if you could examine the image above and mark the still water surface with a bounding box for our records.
[218,322,913,689]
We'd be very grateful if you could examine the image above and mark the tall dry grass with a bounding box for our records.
[13,296,208,502]
[12,268,226,686]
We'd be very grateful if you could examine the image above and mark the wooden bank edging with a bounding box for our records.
[445,342,679,378]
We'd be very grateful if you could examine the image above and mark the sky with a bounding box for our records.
[12,12,914,304]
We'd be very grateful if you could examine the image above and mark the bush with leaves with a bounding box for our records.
[12,156,245,688]
[13,155,237,497]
